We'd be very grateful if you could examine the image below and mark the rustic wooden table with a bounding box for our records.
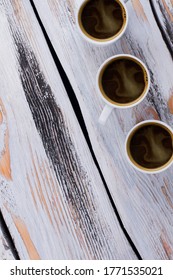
[0,0,173,260]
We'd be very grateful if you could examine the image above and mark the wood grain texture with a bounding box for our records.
[0,0,136,259]
[33,0,173,259]
[0,225,14,260]
[151,0,173,50]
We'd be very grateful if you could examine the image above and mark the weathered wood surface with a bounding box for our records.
[0,224,14,260]
[0,0,137,259]
[151,0,173,50]
[33,0,173,259]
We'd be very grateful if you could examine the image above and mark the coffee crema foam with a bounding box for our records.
[101,58,145,103]
[81,0,124,39]
[129,125,173,169]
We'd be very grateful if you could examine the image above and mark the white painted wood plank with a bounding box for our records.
[33,0,173,259]
[0,0,136,259]
[0,225,14,260]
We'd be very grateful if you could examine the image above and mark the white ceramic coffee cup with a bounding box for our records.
[125,120,173,174]
[97,54,150,125]
[77,0,128,45]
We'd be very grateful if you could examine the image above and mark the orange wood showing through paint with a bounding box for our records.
[13,215,40,260]
[0,99,12,180]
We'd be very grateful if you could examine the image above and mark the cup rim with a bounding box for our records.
[96,54,151,108]
[76,0,128,45]
[125,120,173,174]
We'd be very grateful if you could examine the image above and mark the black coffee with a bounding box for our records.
[101,58,146,104]
[129,124,173,169]
[81,0,124,39]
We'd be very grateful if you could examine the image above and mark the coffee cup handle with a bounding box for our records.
[99,104,113,125]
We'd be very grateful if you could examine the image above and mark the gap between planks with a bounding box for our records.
[0,211,19,259]
[150,0,173,59]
